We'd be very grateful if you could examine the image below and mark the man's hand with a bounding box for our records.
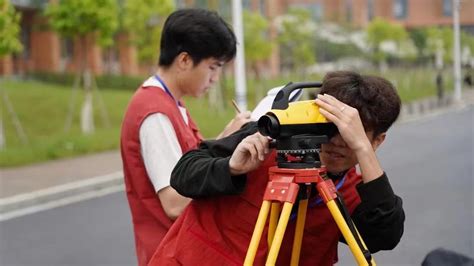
[315,93,384,183]
[217,111,252,139]
[229,132,270,175]
[315,94,372,153]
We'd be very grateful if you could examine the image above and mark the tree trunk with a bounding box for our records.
[81,68,94,134]
[0,80,5,150]
[0,113,5,150]
[252,63,264,104]
[79,35,94,134]
[1,86,28,146]
[379,61,388,73]
[63,68,82,132]
[209,66,225,112]
[91,73,111,128]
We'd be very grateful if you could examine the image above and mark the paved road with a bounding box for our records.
[0,193,136,266]
[1,106,472,266]
[339,106,473,265]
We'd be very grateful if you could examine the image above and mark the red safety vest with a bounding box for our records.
[120,85,202,266]
[149,153,362,266]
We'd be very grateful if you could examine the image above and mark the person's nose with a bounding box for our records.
[329,134,346,147]
[210,72,220,84]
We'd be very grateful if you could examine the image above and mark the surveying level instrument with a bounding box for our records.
[244,82,376,266]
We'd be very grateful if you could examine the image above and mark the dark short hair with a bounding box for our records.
[320,71,401,137]
[158,8,237,67]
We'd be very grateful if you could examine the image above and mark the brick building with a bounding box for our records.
[0,0,137,76]
[1,0,473,76]
[185,0,474,76]
[267,0,474,30]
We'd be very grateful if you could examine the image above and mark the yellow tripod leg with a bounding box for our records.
[268,202,281,247]
[290,198,308,266]
[326,200,376,266]
[244,200,271,266]
[266,202,293,266]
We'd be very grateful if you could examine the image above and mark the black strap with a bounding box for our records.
[335,192,373,265]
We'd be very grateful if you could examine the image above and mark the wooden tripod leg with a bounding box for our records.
[326,200,376,266]
[244,200,271,266]
[266,202,294,266]
[268,202,281,247]
[290,198,308,266]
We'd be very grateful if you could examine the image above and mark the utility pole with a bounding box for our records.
[453,0,462,102]
[232,0,247,110]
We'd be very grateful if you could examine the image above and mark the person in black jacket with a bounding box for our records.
[149,71,405,265]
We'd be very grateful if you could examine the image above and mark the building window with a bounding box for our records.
[218,1,231,21]
[367,0,374,21]
[59,38,74,72]
[242,0,251,9]
[313,3,323,21]
[241,0,264,18]
[443,0,453,16]
[259,0,266,14]
[345,0,353,22]
[102,46,120,75]
[292,3,323,22]
[194,0,207,8]
[175,0,186,8]
[393,0,408,19]
[61,38,74,60]
[20,24,31,60]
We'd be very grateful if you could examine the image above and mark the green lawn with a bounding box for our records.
[0,68,451,167]
[0,79,239,167]
[370,68,453,103]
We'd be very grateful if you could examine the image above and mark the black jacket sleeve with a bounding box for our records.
[170,122,258,198]
[343,173,405,253]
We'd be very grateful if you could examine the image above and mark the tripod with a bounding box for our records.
[243,136,376,266]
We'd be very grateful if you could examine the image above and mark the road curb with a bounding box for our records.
[398,93,473,122]
[0,171,123,221]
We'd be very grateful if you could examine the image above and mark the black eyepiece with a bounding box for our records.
[258,114,280,138]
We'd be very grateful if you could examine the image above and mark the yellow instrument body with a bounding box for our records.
[270,100,329,125]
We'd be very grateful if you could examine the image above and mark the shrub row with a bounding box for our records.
[28,72,145,91]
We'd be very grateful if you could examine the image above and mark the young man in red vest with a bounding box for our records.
[120,9,251,266]
[149,71,405,265]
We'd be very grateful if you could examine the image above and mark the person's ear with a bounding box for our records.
[176,52,193,71]
[371,132,386,151]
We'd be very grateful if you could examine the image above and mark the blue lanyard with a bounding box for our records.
[154,75,182,107]
[289,174,346,221]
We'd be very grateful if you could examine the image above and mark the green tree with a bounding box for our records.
[243,10,272,100]
[0,0,22,57]
[426,26,474,64]
[1,0,25,150]
[120,0,174,65]
[366,17,408,69]
[461,31,474,52]
[45,0,118,134]
[426,26,454,63]
[244,10,272,78]
[409,28,428,56]
[277,8,316,78]
[460,31,474,65]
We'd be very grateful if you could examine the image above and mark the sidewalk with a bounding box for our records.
[0,151,124,220]
[1,89,473,221]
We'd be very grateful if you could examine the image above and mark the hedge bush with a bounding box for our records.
[29,72,145,91]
